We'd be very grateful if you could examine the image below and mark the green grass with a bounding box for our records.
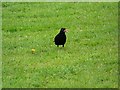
[2,2,118,88]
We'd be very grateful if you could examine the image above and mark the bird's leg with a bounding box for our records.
[62,45,64,47]
[57,45,59,47]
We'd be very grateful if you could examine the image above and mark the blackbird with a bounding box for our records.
[54,28,68,47]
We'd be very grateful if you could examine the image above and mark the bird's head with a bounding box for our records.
[60,28,68,33]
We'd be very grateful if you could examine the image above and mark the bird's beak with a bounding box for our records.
[64,29,68,32]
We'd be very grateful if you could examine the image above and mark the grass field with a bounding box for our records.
[2,2,118,88]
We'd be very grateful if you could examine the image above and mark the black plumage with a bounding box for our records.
[54,28,67,47]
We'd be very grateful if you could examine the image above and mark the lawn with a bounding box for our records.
[2,2,118,88]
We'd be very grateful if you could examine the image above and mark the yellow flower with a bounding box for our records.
[31,48,35,54]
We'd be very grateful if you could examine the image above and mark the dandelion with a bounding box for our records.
[31,48,35,54]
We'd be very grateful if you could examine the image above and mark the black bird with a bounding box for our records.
[54,28,68,47]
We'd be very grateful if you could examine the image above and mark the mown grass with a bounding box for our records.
[2,2,118,88]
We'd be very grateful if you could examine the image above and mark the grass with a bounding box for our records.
[0,2,2,89]
[2,2,118,88]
